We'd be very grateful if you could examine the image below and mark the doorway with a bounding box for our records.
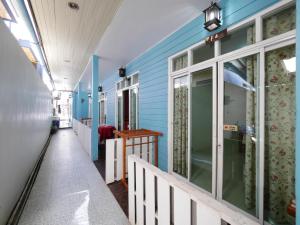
[123,89,129,130]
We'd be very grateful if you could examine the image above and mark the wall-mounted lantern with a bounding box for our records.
[119,67,126,78]
[203,2,221,32]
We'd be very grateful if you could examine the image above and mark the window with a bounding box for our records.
[263,5,296,40]
[192,44,214,65]
[221,24,255,54]
[173,53,188,71]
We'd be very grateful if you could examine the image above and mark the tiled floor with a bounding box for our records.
[18,129,130,225]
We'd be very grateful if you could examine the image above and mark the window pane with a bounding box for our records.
[222,54,259,217]
[190,68,213,193]
[117,94,122,130]
[192,44,214,65]
[263,5,296,40]
[173,76,188,177]
[221,24,255,54]
[173,53,188,71]
[264,45,295,225]
[100,100,106,124]
[130,88,138,130]
[132,74,139,84]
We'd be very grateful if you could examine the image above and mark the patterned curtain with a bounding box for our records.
[264,45,295,224]
[263,6,295,224]
[244,25,257,210]
[173,83,188,177]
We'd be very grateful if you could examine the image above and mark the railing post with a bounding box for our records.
[154,136,158,167]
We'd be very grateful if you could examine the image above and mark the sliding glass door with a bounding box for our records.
[172,75,189,178]
[171,64,216,195]
[129,87,138,130]
[190,66,216,194]
[219,53,260,217]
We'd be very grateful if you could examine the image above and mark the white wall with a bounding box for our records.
[0,21,52,224]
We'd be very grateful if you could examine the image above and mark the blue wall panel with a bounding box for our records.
[102,0,279,171]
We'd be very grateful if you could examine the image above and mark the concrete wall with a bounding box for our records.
[0,21,52,224]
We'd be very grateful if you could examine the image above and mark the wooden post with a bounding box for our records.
[154,136,158,167]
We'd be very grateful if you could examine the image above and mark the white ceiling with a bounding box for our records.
[30,0,211,90]
[30,0,122,91]
[95,0,211,81]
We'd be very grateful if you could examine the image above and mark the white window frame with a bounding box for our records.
[168,0,296,224]
[115,72,139,130]
[99,92,107,125]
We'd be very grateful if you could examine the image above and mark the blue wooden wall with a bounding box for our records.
[102,0,279,171]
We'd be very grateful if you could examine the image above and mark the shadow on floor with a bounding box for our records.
[94,144,128,216]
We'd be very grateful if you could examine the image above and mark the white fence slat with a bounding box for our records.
[174,186,191,225]
[136,163,144,225]
[116,138,123,181]
[146,170,155,225]
[157,176,170,225]
[105,139,115,184]
[197,202,221,225]
[128,157,135,225]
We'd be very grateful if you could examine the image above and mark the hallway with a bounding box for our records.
[18,129,129,225]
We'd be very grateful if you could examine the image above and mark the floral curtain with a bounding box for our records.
[244,25,257,210]
[264,45,295,224]
[173,54,188,71]
[263,6,295,224]
[173,79,188,177]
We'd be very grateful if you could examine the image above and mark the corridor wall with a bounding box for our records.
[0,21,52,224]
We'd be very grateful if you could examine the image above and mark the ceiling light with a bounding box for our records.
[21,47,37,63]
[0,0,16,22]
[68,2,79,10]
[283,57,296,73]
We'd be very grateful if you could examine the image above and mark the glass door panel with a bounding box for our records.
[130,87,138,130]
[222,54,259,217]
[190,68,213,193]
[173,76,188,177]
[117,92,122,130]
[264,44,295,225]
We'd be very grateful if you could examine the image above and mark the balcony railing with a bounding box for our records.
[128,155,259,225]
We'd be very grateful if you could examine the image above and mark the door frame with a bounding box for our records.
[115,72,139,131]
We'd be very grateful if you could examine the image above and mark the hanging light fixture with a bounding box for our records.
[203,2,221,32]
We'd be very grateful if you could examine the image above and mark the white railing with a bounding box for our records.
[105,137,153,184]
[73,119,91,157]
[128,155,259,225]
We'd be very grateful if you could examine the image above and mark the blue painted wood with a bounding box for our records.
[91,55,99,161]
[101,0,279,171]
